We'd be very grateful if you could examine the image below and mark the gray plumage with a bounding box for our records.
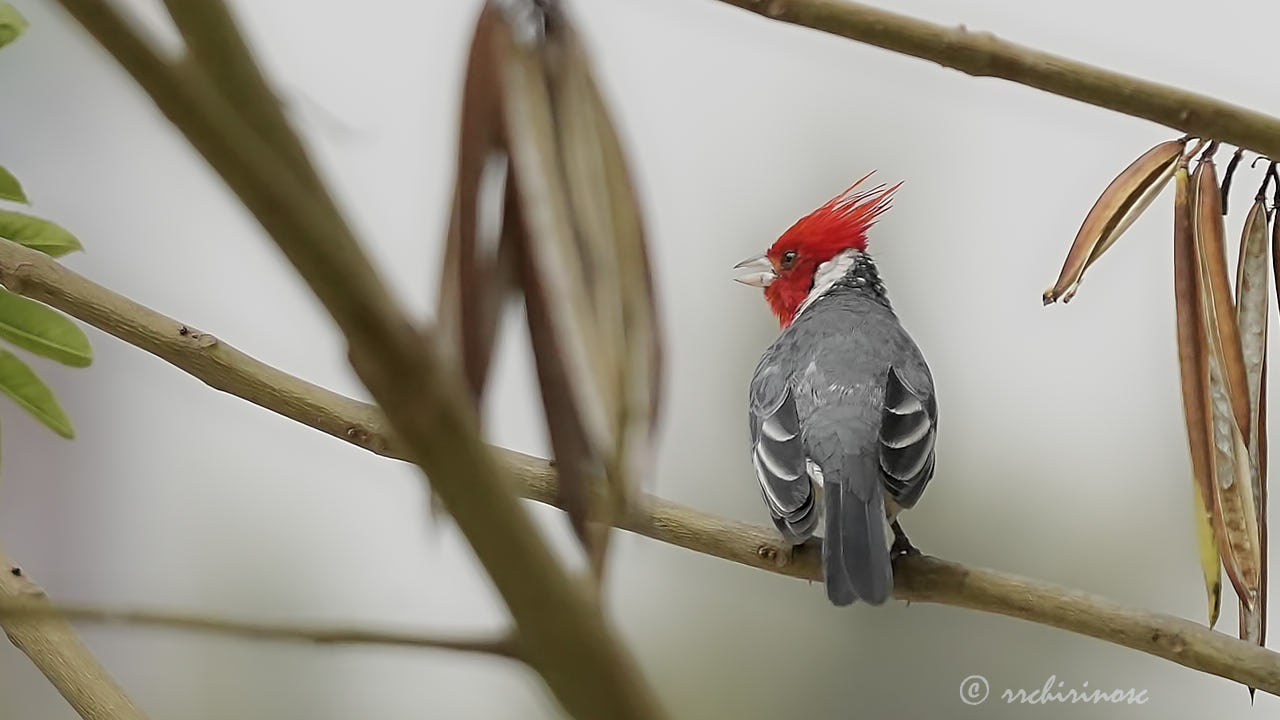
[748,252,937,605]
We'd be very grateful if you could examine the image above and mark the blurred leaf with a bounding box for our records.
[1235,197,1269,645]
[1045,138,1185,304]
[1173,161,1221,627]
[0,165,27,204]
[0,3,26,50]
[1193,158,1261,613]
[0,210,83,256]
[0,347,73,438]
[0,288,92,367]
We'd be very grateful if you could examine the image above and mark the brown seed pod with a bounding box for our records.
[1044,138,1186,304]
[1235,195,1270,644]
[1173,160,1221,627]
[1192,158,1262,611]
[498,1,662,576]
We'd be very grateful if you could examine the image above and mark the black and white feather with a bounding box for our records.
[749,374,819,541]
[879,367,937,509]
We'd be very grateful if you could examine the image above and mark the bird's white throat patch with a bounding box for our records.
[794,248,860,320]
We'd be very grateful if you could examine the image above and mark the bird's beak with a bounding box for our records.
[733,253,776,287]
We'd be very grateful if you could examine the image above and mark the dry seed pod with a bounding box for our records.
[1195,160,1252,439]
[550,34,663,498]
[1044,138,1186,304]
[500,22,615,560]
[1235,196,1269,479]
[1194,486,1223,627]
[1173,161,1221,626]
[1192,159,1262,609]
[497,0,661,574]
[1235,195,1270,644]
[538,14,662,574]
[438,4,519,402]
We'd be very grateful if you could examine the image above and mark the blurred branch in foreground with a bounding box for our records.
[3,233,1280,695]
[712,0,1280,159]
[0,544,146,720]
[0,600,521,660]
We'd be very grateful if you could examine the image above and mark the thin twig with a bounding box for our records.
[0,600,521,659]
[49,2,664,719]
[2,235,1280,694]
[712,0,1280,159]
[0,546,147,720]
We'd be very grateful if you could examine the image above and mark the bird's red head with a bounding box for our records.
[734,173,901,327]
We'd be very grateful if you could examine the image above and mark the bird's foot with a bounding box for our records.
[890,520,920,560]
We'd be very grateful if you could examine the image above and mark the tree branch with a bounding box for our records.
[0,601,521,660]
[158,0,332,201]
[3,235,1280,694]
[0,546,147,720]
[712,0,1280,158]
[49,3,663,718]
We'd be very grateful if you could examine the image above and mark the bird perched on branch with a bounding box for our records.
[735,175,938,605]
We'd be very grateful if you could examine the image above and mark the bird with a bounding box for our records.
[735,173,938,606]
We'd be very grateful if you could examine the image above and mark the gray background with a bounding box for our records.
[0,0,1275,717]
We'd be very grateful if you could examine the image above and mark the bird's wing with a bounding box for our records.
[878,365,938,509]
[748,358,818,541]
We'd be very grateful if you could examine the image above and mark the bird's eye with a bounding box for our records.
[780,250,798,269]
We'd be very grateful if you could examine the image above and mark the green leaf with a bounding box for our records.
[0,210,83,256]
[0,289,91,367]
[0,347,73,438]
[0,3,26,50]
[0,165,26,203]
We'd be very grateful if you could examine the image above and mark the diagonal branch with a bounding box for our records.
[0,545,147,720]
[0,601,521,659]
[3,235,1280,694]
[49,3,662,718]
[157,0,333,203]
[711,0,1280,158]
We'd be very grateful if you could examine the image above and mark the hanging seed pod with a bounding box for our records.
[1194,486,1223,627]
[501,17,615,568]
[1262,162,1280,648]
[1194,156,1253,436]
[1173,160,1222,626]
[498,0,661,576]
[1235,193,1270,645]
[438,4,522,403]
[533,9,663,575]
[437,0,663,575]
[1192,158,1262,611]
[1044,138,1187,304]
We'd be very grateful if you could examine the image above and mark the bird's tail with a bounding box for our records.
[823,455,892,605]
